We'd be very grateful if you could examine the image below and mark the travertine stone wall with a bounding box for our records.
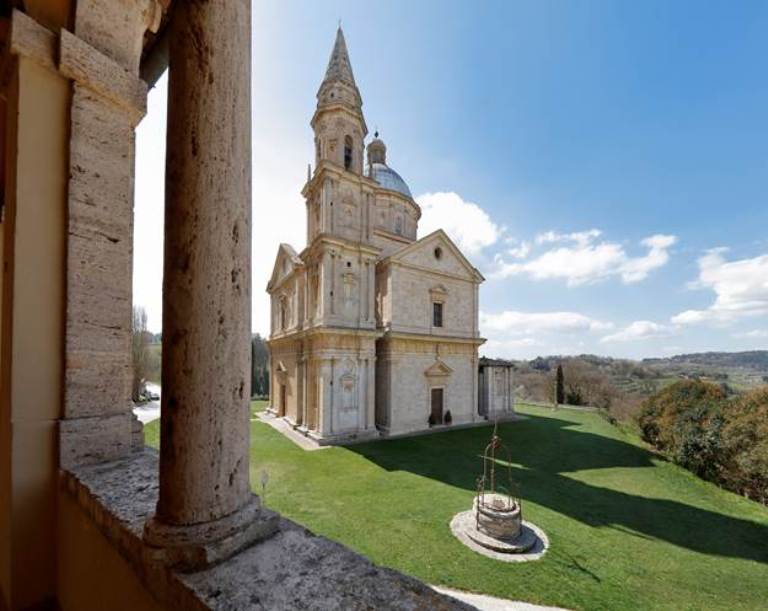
[269,331,378,441]
[377,232,481,340]
[377,338,478,435]
[1,4,159,607]
[372,193,419,241]
[388,268,475,337]
[60,2,159,468]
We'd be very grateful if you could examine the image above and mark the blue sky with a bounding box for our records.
[134,0,768,359]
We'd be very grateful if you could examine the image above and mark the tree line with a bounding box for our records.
[131,305,271,402]
[250,334,270,399]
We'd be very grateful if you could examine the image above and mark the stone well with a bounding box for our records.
[473,492,522,540]
[450,423,548,561]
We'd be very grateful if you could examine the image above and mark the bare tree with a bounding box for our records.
[132,305,149,402]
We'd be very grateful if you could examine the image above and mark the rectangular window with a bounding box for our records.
[433,302,443,328]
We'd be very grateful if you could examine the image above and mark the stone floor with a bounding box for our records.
[433,586,570,611]
[257,412,330,451]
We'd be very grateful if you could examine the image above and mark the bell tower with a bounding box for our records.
[311,27,367,175]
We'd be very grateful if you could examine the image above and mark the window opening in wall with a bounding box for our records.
[344,135,353,170]
[434,247,442,260]
[394,216,403,235]
[433,302,443,328]
[132,70,168,403]
[346,261,351,267]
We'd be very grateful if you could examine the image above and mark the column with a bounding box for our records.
[144,0,276,570]
[301,357,309,428]
[367,357,376,430]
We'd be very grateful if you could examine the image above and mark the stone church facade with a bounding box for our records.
[267,28,506,444]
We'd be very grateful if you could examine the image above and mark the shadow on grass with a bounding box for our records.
[350,412,768,563]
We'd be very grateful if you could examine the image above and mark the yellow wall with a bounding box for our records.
[0,55,68,609]
[57,491,164,611]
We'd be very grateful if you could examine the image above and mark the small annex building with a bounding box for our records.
[478,357,516,421]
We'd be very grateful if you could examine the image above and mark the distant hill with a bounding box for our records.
[496,350,768,419]
[643,350,768,371]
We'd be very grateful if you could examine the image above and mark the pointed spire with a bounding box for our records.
[322,26,357,88]
[313,26,367,136]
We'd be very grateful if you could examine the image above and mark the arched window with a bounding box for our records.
[344,135,353,171]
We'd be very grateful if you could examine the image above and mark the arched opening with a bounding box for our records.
[344,135,353,170]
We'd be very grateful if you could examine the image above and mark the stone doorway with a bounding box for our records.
[279,384,287,417]
[431,388,444,425]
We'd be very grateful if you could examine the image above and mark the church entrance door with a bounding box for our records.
[279,384,287,417]
[431,388,444,425]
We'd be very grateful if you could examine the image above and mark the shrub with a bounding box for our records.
[444,410,452,425]
[638,380,725,451]
[428,413,436,427]
[721,387,768,503]
[639,380,768,505]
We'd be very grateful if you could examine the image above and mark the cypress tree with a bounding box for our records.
[556,363,565,406]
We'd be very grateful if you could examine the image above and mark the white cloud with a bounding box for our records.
[672,248,768,326]
[535,229,602,247]
[480,310,612,336]
[601,320,673,343]
[620,234,677,283]
[505,238,531,259]
[492,230,677,286]
[417,191,501,256]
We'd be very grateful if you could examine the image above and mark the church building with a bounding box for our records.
[267,28,510,444]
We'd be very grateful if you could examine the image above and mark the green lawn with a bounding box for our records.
[145,402,768,610]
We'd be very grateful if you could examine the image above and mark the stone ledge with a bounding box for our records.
[63,448,472,610]
[59,29,148,125]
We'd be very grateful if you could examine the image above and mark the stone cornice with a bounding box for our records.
[380,258,480,285]
[382,330,486,346]
[59,29,147,124]
[7,10,148,125]
[373,227,414,245]
[301,233,381,259]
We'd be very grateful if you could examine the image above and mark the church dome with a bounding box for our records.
[365,162,412,198]
[365,133,412,198]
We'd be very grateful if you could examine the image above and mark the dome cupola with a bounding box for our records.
[367,132,387,164]
[365,132,412,198]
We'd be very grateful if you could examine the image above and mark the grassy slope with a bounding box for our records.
[145,402,768,611]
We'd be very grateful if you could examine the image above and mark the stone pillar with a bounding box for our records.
[144,0,276,570]
[58,1,162,468]
[301,355,309,428]
[367,357,376,430]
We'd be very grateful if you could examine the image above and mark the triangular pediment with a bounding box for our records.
[424,358,454,378]
[267,243,303,292]
[384,230,484,282]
